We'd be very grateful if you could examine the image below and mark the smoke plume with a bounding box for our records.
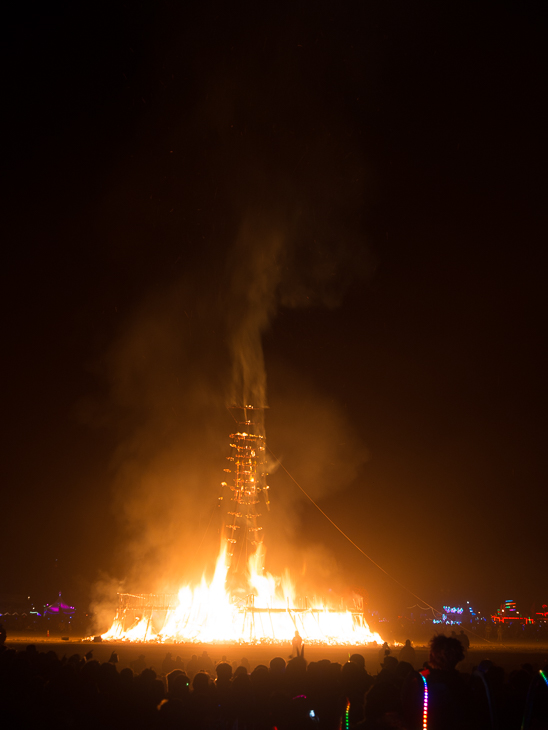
[225,219,284,410]
[86,21,374,606]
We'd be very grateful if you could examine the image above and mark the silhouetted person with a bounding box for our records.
[158,696,186,729]
[188,671,215,730]
[403,634,474,730]
[186,654,199,678]
[215,661,232,684]
[214,660,234,726]
[399,638,417,667]
[292,629,303,656]
[362,652,402,729]
[131,653,147,674]
[166,669,190,700]
[342,659,373,725]
[232,665,254,727]
[1,640,545,730]
[458,629,470,652]
[378,654,398,680]
[199,650,214,675]
[349,653,366,671]
[0,623,6,645]
[249,664,270,722]
[378,641,391,666]
[269,656,286,694]
[427,634,464,671]
[162,652,176,674]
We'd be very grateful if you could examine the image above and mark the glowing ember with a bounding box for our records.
[102,407,384,645]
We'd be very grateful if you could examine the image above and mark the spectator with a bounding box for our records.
[377,641,391,666]
[398,639,417,667]
[292,630,303,657]
[0,638,541,730]
[403,634,474,730]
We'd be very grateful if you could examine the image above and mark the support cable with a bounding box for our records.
[268,446,439,613]
[268,446,497,645]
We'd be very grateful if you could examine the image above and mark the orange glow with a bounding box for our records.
[102,408,383,646]
[102,539,384,645]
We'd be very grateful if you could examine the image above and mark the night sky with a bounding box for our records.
[3,2,547,622]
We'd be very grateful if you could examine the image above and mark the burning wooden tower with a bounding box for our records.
[223,406,270,587]
[101,405,383,645]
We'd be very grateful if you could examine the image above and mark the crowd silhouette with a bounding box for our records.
[0,635,546,729]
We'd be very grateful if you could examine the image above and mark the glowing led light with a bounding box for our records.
[441,605,464,614]
[420,674,428,730]
[540,669,548,687]
[343,699,350,730]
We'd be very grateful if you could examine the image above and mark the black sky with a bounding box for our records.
[2,1,547,619]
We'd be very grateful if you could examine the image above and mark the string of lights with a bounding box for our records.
[420,674,429,730]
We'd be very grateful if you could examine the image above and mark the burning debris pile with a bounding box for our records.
[102,407,383,645]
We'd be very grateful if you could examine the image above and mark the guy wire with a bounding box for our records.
[268,445,496,645]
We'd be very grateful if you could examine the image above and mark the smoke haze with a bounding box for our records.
[5,2,546,622]
[82,78,373,618]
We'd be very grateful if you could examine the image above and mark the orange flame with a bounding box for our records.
[102,540,384,645]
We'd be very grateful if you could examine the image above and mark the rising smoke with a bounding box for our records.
[87,20,374,624]
[226,219,283,410]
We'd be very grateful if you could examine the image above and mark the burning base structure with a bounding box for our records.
[102,407,383,645]
[104,590,377,644]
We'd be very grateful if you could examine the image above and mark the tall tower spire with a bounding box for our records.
[223,406,270,586]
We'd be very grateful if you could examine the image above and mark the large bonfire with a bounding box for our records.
[102,408,383,646]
